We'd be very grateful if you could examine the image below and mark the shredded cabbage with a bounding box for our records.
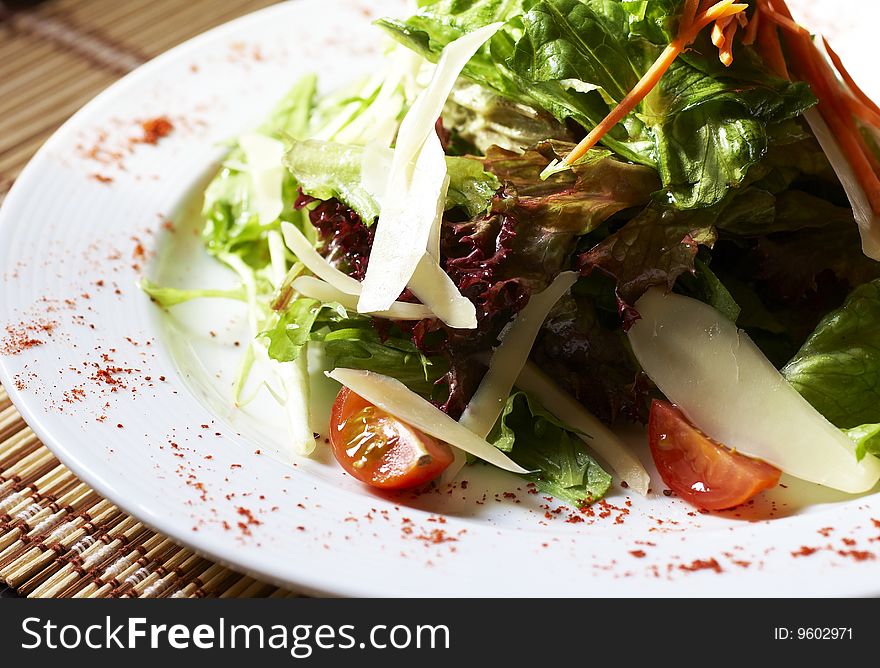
[238,132,286,226]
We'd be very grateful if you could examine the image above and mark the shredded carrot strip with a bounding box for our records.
[736,11,749,28]
[742,8,760,45]
[773,4,880,211]
[755,17,788,79]
[561,1,748,166]
[681,0,701,33]
[843,95,880,130]
[758,0,810,36]
[719,19,739,66]
[698,0,718,13]
[712,16,733,48]
[823,36,880,126]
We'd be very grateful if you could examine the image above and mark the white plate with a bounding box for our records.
[2,0,880,597]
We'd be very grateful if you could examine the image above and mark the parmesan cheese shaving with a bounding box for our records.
[239,132,285,225]
[628,288,880,494]
[460,272,578,437]
[515,361,651,496]
[357,23,504,316]
[327,368,529,474]
[407,253,477,329]
[291,276,434,320]
[804,108,880,260]
[357,128,449,314]
[281,221,361,295]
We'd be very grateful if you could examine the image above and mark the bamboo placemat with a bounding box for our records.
[1,0,296,598]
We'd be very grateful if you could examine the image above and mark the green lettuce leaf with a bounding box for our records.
[320,325,447,397]
[445,154,505,217]
[674,258,740,324]
[202,75,318,266]
[481,140,659,233]
[844,423,880,462]
[139,278,248,308]
[782,279,880,428]
[261,298,448,396]
[578,200,717,306]
[261,297,345,363]
[283,139,500,222]
[380,0,815,209]
[489,391,611,505]
[717,190,854,237]
[282,140,381,223]
[443,80,575,154]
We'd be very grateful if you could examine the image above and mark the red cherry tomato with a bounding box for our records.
[329,387,454,490]
[648,400,781,510]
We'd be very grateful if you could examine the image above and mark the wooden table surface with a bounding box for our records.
[1,0,291,599]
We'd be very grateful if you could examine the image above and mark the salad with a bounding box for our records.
[144,0,880,511]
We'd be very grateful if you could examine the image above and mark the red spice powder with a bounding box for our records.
[1,320,58,356]
[837,549,875,562]
[792,546,820,557]
[235,506,262,537]
[134,117,174,145]
[629,550,647,559]
[90,173,114,184]
[679,558,723,574]
[416,529,457,545]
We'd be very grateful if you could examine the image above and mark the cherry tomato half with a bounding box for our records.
[648,400,781,511]
[329,387,454,490]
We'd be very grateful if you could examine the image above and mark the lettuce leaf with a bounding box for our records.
[530,288,651,424]
[321,325,447,397]
[782,279,880,428]
[139,278,248,308]
[261,297,342,363]
[379,0,815,209]
[489,391,611,505]
[674,258,740,324]
[261,297,447,396]
[480,140,659,235]
[844,424,880,462]
[202,75,317,266]
[578,200,718,308]
[284,139,500,222]
[443,80,574,153]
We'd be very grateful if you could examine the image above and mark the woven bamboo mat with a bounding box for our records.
[0,0,296,598]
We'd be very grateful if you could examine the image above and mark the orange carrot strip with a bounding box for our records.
[759,0,810,36]
[755,18,788,79]
[561,1,748,166]
[823,36,880,124]
[712,16,733,48]
[719,19,739,67]
[742,8,760,45]
[698,0,718,13]
[781,25,880,210]
[843,95,880,131]
[681,0,700,33]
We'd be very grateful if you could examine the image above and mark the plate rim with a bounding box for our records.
[2,0,880,598]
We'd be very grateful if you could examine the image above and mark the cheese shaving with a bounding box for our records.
[327,368,528,474]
